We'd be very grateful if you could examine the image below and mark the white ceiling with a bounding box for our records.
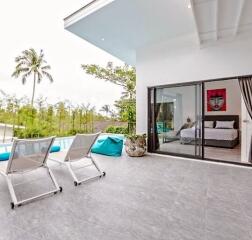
[193,0,252,43]
[65,0,195,65]
[65,0,252,65]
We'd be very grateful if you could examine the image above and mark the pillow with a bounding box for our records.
[50,145,61,153]
[204,121,214,128]
[215,120,235,129]
[0,152,10,161]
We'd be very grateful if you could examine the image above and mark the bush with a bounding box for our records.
[14,127,46,138]
[105,125,128,134]
[67,129,88,136]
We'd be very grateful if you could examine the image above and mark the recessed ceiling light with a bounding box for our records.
[188,4,191,9]
[101,38,105,41]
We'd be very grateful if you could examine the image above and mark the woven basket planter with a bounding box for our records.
[125,135,146,157]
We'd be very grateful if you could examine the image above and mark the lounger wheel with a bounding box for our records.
[102,171,106,177]
[74,181,81,186]
[54,187,63,194]
[10,202,15,209]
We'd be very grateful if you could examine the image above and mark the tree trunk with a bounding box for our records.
[31,73,36,107]
[79,111,82,130]
[59,113,62,135]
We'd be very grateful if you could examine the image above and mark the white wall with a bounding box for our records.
[156,86,197,130]
[136,35,252,133]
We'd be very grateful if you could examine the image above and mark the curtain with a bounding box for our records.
[239,77,252,162]
[154,103,162,149]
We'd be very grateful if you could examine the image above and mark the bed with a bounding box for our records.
[180,115,239,148]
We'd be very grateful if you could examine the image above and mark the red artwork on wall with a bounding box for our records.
[207,88,226,111]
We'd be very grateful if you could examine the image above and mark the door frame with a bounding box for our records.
[147,82,204,160]
[147,74,252,167]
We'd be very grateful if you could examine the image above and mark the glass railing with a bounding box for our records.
[0,133,124,153]
[0,136,75,153]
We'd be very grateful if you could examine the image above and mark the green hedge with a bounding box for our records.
[14,127,46,138]
[105,125,128,134]
[14,127,90,139]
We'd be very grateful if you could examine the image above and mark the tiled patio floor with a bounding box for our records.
[0,152,252,240]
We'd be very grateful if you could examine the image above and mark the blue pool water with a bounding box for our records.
[0,136,74,154]
[0,134,124,154]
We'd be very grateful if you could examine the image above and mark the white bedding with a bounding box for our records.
[180,127,238,141]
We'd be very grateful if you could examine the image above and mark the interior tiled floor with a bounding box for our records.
[204,144,241,162]
[0,152,252,240]
[160,141,241,163]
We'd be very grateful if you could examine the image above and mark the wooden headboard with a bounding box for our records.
[204,115,239,129]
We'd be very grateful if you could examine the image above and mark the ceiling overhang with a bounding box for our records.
[64,0,252,65]
[64,0,195,65]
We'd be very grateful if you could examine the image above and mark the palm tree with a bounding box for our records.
[12,48,53,107]
[100,104,111,117]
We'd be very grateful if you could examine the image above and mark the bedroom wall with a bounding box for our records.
[204,79,241,128]
[157,86,196,130]
[136,35,252,133]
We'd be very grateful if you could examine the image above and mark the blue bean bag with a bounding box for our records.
[91,135,123,157]
[0,152,10,161]
[50,145,61,153]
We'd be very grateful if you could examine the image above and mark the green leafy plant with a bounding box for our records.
[125,133,146,142]
[82,62,136,133]
[105,125,128,134]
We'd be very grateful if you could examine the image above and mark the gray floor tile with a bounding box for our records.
[206,212,251,240]
[165,216,205,240]
[205,229,252,240]
[206,197,242,218]
[0,154,251,240]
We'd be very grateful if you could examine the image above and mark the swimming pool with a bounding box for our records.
[0,136,75,153]
[0,134,124,153]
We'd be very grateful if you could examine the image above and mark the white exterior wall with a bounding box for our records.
[136,35,252,134]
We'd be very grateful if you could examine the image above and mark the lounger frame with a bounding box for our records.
[0,137,62,209]
[50,133,105,186]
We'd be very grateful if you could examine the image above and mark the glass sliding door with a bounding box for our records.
[148,83,203,159]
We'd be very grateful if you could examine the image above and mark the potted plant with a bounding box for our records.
[125,134,147,157]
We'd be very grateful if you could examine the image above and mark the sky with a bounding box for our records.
[0,0,123,111]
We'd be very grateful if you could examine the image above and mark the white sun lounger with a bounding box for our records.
[49,133,106,186]
[0,137,62,209]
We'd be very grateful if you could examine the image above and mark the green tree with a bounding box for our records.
[82,62,136,133]
[55,101,68,135]
[81,103,95,133]
[82,62,136,99]
[12,48,54,106]
[0,93,103,139]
